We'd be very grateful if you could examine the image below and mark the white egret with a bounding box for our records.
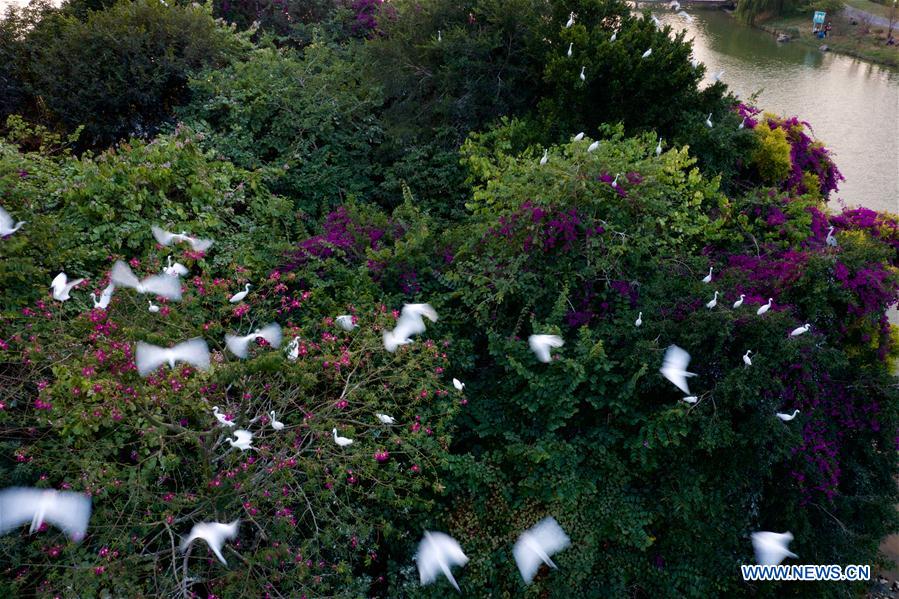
[610,31,617,42]
[691,58,700,69]
[790,324,811,337]
[528,334,564,363]
[757,298,773,315]
[383,303,438,352]
[376,413,396,424]
[751,531,797,566]
[777,410,800,422]
[136,338,211,377]
[611,173,620,188]
[635,312,643,327]
[825,226,837,247]
[573,132,584,141]
[50,273,84,302]
[269,411,285,431]
[225,323,283,358]
[655,138,662,156]
[0,487,91,541]
[705,113,713,128]
[739,119,745,130]
[285,336,299,361]
[163,256,189,277]
[677,10,693,22]
[227,429,253,451]
[540,149,549,165]
[567,42,573,57]
[415,531,469,592]
[336,314,357,331]
[743,350,752,366]
[579,66,586,82]
[669,0,681,9]
[641,48,652,59]
[181,520,239,566]
[91,283,115,309]
[733,294,745,309]
[212,406,236,427]
[682,395,698,404]
[651,15,661,28]
[587,140,600,152]
[151,225,213,252]
[333,428,353,447]
[148,300,160,313]
[713,69,725,81]
[0,206,25,236]
[513,517,571,584]
[706,291,718,309]
[228,283,251,303]
[565,12,575,28]
[702,267,713,283]
[438,30,442,42]
[111,260,181,300]
[660,345,696,395]
[452,378,465,391]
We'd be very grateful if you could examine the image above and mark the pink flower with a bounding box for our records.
[374,450,389,463]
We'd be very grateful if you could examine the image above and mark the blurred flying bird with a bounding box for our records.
[181,520,239,566]
[227,430,253,451]
[383,303,438,352]
[0,487,91,541]
[660,345,696,395]
[226,323,283,358]
[529,334,564,363]
[415,531,469,592]
[136,338,210,376]
[336,315,357,331]
[512,517,571,584]
[0,206,25,236]
[50,273,84,302]
[751,531,797,565]
[111,261,181,301]
[151,225,213,252]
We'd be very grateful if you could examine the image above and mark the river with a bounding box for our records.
[656,8,898,215]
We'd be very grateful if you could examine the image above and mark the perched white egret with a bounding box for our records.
[660,345,696,395]
[610,31,617,42]
[376,413,396,425]
[682,395,698,404]
[713,69,725,81]
[151,225,213,252]
[790,324,811,337]
[90,283,115,309]
[528,334,564,363]
[677,10,693,22]
[706,291,718,309]
[181,520,239,566]
[452,378,465,391]
[336,314,357,331]
[635,312,643,327]
[285,336,299,361]
[228,283,251,303]
[777,410,800,422]
[540,149,549,165]
[655,138,663,156]
[650,14,661,28]
[0,487,92,541]
[437,30,442,42]
[0,206,25,236]
[573,132,584,142]
[565,11,575,27]
[757,298,773,315]
[567,42,573,57]
[705,113,713,128]
[641,48,652,59]
[739,119,746,130]
[702,267,713,283]
[383,303,438,352]
[227,429,253,451]
[148,300,160,313]
[136,338,211,377]
[415,531,469,592]
[579,66,586,82]
[825,226,837,247]
[611,173,620,188]
[50,272,84,302]
[269,411,285,431]
[212,406,236,427]
[743,350,752,366]
[333,428,353,447]
[225,323,283,358]
[587,140,600,152]
[111,261,181,301]
[751,531,797,566]
[163,255,189,277]
[733,294,745,308]
[513,517,571,584]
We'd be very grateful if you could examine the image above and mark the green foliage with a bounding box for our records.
[750,119,793,184]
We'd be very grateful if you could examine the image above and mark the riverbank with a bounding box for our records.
[750,8,899,68]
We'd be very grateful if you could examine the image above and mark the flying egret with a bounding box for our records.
[579,66,586,82]
[751,531,797,566]
[181,520,239,566]
[587,140,600,152]
[733,294,745,309]
[333,428,353,447]
[151,225,213,252]
[777,410,800,421]
[790,324,811,337]
[269,411,285,431]
[452,378,465,391]
[677,10,693,22]
[376,413,396,425]
[743,350,752,366]
[540,149,549,165]
[415,531,469,592]
[825,226,837,247]
[655,138,662,156]
[565,11,575,27]
[512,517,571,584]
[90,283,115,309]
[227,429,253,451]
[111,260,181,301]
[0,206,25,236]
[136,338,211,377]
[705,113,713,128]
[641,48,652,59]
[212,406,236,427]
[228,284,251,303]
[285,336,299,361]
[635,312,643,327]
[682,395,698,404]
[147,300,160,313]
[0,487,91,541]
[163,255,189,277]
[528,334,564,363]
[225,323,283,358]
[702,267,713,283]
[660,345,696,395]
[50,273,84,302]
[573,132,584,142]
[706,291,718,309]
[336,314,357,331]
[567,42,573,57]
[383,303,438,352]
[757,298,773,315]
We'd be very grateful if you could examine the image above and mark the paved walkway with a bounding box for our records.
[842,5,893,28]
